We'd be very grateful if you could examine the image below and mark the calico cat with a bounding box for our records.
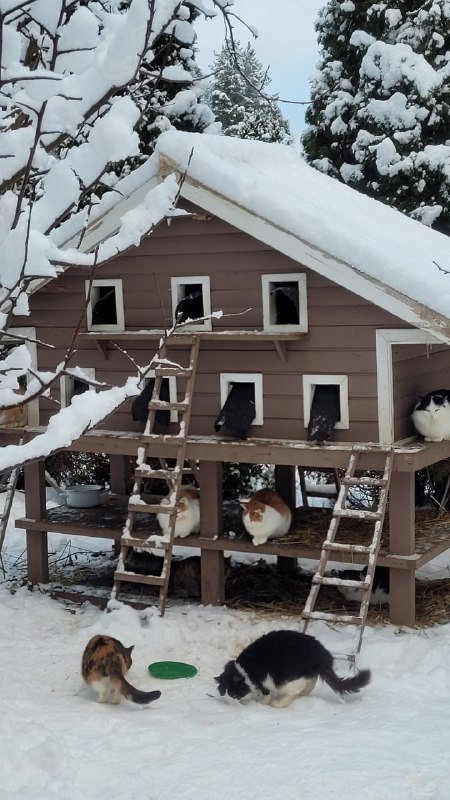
[331,566,390,605]
[215,630,371,707]
[240,488,291,546]
[411,390,450,442]
[81,635,161,705]
[157,486,200,538]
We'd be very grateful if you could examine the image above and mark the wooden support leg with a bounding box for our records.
[275,464,297,576]
[199,461,224,605]
[110,455,129,554]
[389,471,416,627]
[25,460,48,584]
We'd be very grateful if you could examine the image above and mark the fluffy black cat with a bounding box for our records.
[215,630,371,707]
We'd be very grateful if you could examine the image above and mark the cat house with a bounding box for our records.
[7,131,450,628]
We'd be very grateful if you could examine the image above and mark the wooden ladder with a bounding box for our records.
[111,337,200,615]
[0,460,22,577]
[301,446,394,664]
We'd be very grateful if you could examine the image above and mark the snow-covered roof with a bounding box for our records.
[153,131,450,344]
[52,130,450,344]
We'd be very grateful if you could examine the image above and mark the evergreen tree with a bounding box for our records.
[302,1,450,233]
[123,1,217,172]
[207,41,291,143]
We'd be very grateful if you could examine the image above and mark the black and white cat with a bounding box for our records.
[215,630,371,707]
[412,390,450,442]
[331,566,390,606]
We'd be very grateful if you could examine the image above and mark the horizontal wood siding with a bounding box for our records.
[17,208,416,445]
[393,343,450,439]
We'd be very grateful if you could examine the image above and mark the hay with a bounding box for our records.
[226,559,450,628]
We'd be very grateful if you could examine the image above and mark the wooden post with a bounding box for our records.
[110,455,130,552]
[199,461,224,605]
[25,460,48,584]
[388,470,416,626]
[275,464,298,575]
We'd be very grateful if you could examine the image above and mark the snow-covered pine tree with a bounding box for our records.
[113,1,218,177]
[302,0,450,234]
[207,41,291,143]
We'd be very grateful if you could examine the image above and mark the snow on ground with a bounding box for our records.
[2,494,450,799]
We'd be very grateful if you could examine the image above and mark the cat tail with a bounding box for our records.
[110,663,161,705]
[320,666,371,696]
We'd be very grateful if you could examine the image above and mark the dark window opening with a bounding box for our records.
[214,382,256,439]
[72,378,90,399]
[175,283,204,324]
[270,281,300,325]
[131,377,170,427]
[91,286,117,325]
[307,384,341,443]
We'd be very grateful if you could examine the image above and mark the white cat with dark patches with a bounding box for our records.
[331,566,390,606]
[412,390,450,442]
[240,488,291,546]
[215,630,371,707]
[157,486,200,539]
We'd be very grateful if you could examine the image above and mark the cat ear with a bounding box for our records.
[127,645,134,655]
[214,676,220,683]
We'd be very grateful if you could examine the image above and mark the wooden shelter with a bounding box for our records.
[5,132,450,627]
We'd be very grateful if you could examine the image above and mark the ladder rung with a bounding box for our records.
[312,576,369,589]
[148,400,189,412]
[120,536,171,549]
[154,367,192,377]
[322,542,374,554]
[134,468,175,480]
[343,477,388,487]
[333,508,382,521]
[128,500,175,514]
[141,434,185,445]
[114,571,166,587]
[302,611,363,624]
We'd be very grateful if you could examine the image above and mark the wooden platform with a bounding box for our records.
[16,496,450,572]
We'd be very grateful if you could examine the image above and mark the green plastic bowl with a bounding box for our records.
[148,661,198,680]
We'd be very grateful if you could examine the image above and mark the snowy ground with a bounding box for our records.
[2,493,450,799]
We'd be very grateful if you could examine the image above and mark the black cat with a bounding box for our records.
[215,630,371,707]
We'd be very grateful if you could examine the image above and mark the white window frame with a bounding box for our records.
[219,372,264,426]
[4,326,39,426]
[85,278,125,332]
[171,276,212,332]
[60,367,96,408]
[376,329,438,445]
[142,372,178,423]
[303,374,349,431]
[261,273,308,333]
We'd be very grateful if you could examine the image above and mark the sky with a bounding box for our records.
[195,0,327,140]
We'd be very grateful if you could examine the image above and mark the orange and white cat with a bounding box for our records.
[81,635,161,705]
[240,488,292,546]
[157,486,200,539]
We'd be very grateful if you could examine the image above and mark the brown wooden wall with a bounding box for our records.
[15,207,432,444]
[393,343,450,440]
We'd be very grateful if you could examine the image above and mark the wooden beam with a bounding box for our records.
[24,460,48,584]
[198,461,225,605]
[275,465,298,576]
[388,471,416,626]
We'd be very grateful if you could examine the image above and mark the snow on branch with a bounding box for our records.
[0,0,245,468]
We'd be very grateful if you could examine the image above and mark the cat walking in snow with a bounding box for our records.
[215,630,371,707]
[82,635,161,705]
